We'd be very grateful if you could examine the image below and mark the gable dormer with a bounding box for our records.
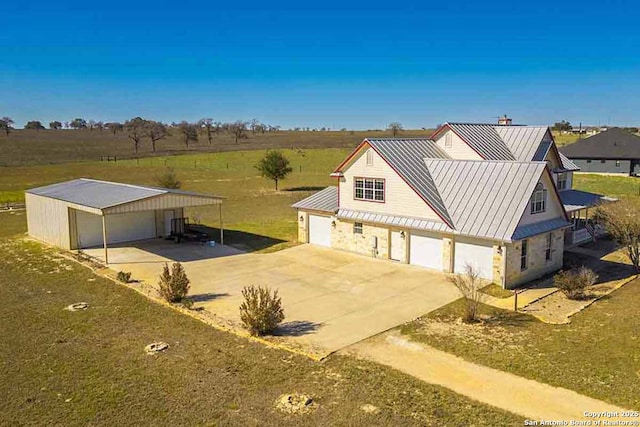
[431,127,484,160]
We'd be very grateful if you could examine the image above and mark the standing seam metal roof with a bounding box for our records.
[425,159,550,241]
[447,123,516,160]
[365,138,453,226]
[26,178,223,209]
[291,186,338,212]
[495,126,550,161]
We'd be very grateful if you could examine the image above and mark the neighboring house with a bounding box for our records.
[293,121,614,288]
[560,127,640,176]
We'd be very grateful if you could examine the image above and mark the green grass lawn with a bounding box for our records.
[0,215,522,426]
[400,285,640,409]
[573,173,640,198]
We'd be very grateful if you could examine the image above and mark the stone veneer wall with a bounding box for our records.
[503,230,564,289]
[331,219,389,259]
[297,211,308,243]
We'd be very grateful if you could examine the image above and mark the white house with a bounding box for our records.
[293,121,613,288]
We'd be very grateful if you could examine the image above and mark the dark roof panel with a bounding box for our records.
[560,128,640,159]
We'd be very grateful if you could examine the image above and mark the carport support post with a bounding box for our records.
[102,214,109,265]
[219,203,224,245]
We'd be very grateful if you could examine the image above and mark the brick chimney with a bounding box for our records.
[498,115,512,125]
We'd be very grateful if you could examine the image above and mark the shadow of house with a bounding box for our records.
[274,320,322,337]
[563,250,636,284]
[189,225,287,253]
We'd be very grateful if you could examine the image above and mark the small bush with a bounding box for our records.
[116,271,132,283]
[448,264,485,323]
[158,262,191,303]
[239,285,285,336]
[554,267,598,300]
[156,167,181,189]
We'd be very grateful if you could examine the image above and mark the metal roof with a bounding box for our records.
[495,126,549,161]
[26,178,223,209]
[365,138,453,226]
[291,186,338,212]
[447,123,516,160]
[558,153,580,171]
[512,217,572,240]
[559,189,617,213]
[560,128,640,160]
[337,208,453,233]
[425,159,548,241]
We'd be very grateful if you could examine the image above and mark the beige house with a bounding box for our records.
[293,121,613,288]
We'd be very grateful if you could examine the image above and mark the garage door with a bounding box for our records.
[454,240,494,280]
[76,210,157,248]
[308,215,332,247]
[409,232,442,270]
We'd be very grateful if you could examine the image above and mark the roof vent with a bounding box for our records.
[498,115,512,125]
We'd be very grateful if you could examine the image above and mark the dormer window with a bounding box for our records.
[530,183,547,214]
[366,149,374,166]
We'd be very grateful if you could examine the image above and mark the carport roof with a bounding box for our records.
[26,178,223,209]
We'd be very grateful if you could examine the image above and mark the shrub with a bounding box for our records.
[158,262,191,303]
[553,267,598,300]
[116,271,132,283]
[156,167,181,189]
[448,264,485,323]
[239,285,285,336]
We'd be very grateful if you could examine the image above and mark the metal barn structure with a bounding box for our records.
[26,178,224,263]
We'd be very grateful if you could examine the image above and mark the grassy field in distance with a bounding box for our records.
[0,128,433,167]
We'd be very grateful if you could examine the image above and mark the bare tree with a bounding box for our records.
[230,120,248,143]
[177,121,198,147]
[95,121,104,132]
[145,121,167,152]
[596,199,640,271]
[106,122,124,137]
[0,117,15,135]
[448,264,486,323]
[198,118,215,145]
[387,122,403,137]
[87,120,97,131]
[125,117,146,153]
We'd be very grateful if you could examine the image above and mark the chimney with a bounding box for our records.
[498,115,512,125]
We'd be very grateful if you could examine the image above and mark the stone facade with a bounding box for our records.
[503,230,564,289]
[297,211,309,243]
[331,219,389,259]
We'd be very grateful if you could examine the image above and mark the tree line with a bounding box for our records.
[0,116,283,153]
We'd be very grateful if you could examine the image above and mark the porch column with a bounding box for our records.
[219,203,224,245]
[102,214,109,264]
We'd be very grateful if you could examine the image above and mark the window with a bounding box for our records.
[353,222,363,234]
[545,233,552,261]
[354,178,384,202]
[521,240,528,271]
[586,160,592,164]
[601,159,606,164]
[366,149,374,166]
[530,183,547,214]
[616,160,621,167]
[445,133,452,148]
[557,172,568,191]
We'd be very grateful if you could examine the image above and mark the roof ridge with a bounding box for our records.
[424,158,547,165]
[79,178,166,193]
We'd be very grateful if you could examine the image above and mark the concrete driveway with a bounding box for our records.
[85,241,460,357]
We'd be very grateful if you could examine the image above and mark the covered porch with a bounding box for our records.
[560,190,617,246]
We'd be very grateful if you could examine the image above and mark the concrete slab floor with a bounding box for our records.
[84,241,460,357]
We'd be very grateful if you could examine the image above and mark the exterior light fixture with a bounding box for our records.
[497,246,503,255]
[400,231,405,239]
[299,215,304,223]
[331,220,336,228]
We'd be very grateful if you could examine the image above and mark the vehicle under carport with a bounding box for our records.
[25,178,224,263]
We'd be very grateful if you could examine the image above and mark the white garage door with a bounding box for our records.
[76,210,157,248]
[409,232,442,270]
[454,240,494,280]
[308,215,332,247]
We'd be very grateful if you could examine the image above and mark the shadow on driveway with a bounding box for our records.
[274,320,323,337]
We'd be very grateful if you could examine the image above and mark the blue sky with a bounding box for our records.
[2,0,639,129]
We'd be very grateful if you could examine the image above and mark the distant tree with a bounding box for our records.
[552,120,572,132]
[0,117,14,136]
[145,120,167,152]
[177,121,198,147]
[69,118,87,129]
[95,121,105,132]
[106,122,124,137]
[24,120,45,130]
[623,127,639,134]
[387,122,403,137]
[230,120,248,143]
[125,117,147,153]
[156,167,181,189]
[198,118,215,145]
[250,118,262,134]
[255,150,293,190]
[49,121,63,130]
[87,120,97,131]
